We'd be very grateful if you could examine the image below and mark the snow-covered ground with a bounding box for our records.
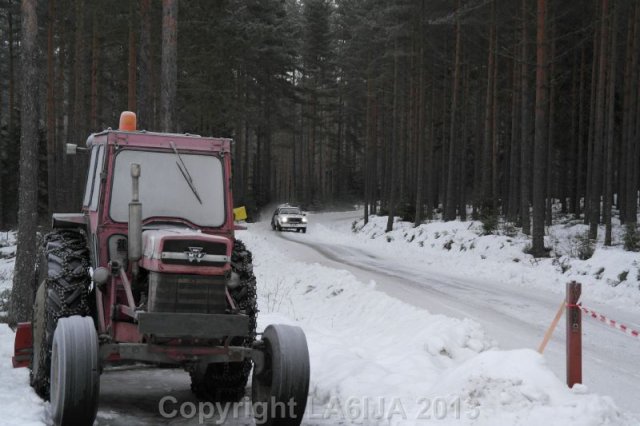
[0,231,17,320]
[255,210,639,422]
[243,220,634,425]
[0,231,16,290]
[0,217,636,425]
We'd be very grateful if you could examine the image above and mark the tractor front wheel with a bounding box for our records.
[49,316,100,426]
[252,324,310,426]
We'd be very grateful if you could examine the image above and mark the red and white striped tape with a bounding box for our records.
[575,304,640,340]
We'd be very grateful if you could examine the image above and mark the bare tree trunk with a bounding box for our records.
[624,3,640,224]
[532,0,548,256]
[426,83,435,219]
[635,68,640,224]
[386,43,400,233]
[138,0,152,129]
[55,12,68,211]
[71,0,86,209]
[459,65,470,221]
[545,19,556,226]
[233,70,245,203]
[585,1,600,223]
[0,8,3,227]
[590,0,609,240]
[89,9,99,130]
[481,0,496,212]
[371,96,379,216]
[574,46,587,217]
[472,88,483,220]
[508,50,520,222]
[568,51,579,215]
[364,74,373,225]
[8,3,15,139]
[309,90,318,204]
[46,0,56,216]
[445,0,462,221]
[128,1,137,112]
[10,0,39,325]
[619,10,634,223]
[439,67,448,211]
[160,0,178,132]
[491,38,499,210]
[414,9,426,226]
[414,62,425,226]
[604,3,617,246]
[521,0,532,235]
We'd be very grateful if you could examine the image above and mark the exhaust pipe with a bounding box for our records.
[129,164,142,277]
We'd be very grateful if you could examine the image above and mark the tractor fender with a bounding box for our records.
[51,213,88,230]
[12,322,33,368]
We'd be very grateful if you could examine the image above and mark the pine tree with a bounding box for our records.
[9,0,39,325]
[532,0,549,256]
[160,0,178,132]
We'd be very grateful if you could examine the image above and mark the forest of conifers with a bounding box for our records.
[0,0,639,256]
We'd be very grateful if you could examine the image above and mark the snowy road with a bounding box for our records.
[96,367,339,425]
[266,211,640,418]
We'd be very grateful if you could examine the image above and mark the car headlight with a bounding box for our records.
[302,217,307,223]
[282,217,288,223]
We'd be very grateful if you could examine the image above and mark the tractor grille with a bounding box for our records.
[148,272,227,314]
[161,240,228,267]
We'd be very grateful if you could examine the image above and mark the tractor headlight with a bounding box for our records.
[282,217,288,223]
[302,217,307,223]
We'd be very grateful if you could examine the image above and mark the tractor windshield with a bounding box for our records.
[109,149,225,227]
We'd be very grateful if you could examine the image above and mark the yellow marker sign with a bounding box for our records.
[233,206,247,221]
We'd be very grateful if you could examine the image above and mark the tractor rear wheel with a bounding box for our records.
[30,230,93,400]
[190,239,257,402]
[252,324,310,426]
[49,316,100,426]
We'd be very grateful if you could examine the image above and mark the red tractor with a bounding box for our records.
[12,112,310,425]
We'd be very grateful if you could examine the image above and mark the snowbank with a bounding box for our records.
[0,325,46,425]
[324,215,640,313]
[0,234,46,425]
[432,349,624,426]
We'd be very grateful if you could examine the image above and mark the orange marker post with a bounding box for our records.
[566,281,582,388]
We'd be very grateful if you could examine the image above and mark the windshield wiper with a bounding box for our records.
[169,141,203,205]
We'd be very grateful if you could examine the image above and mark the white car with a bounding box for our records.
[271,205,307,233]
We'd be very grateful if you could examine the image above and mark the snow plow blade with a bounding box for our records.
[12,322,32,368]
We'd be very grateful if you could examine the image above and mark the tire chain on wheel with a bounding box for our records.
[30,230,92,399]
[190,239,258,402]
